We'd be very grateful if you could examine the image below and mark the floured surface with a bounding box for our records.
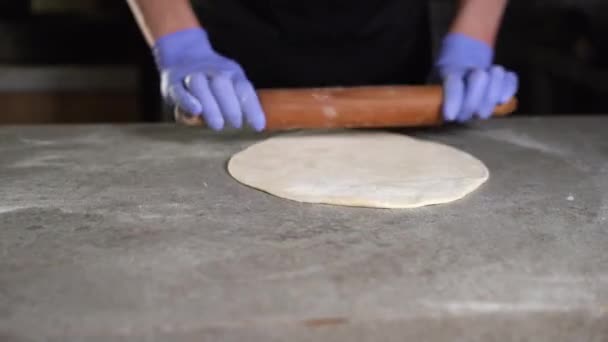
[228,131,489,208]
[1,120,608,341]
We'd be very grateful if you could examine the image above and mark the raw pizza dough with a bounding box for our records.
[228,131,489,208]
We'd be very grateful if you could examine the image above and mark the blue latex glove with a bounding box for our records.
[435,33,519,122]
[153,28,265,131]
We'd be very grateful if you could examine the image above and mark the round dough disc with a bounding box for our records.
[228,131,489,208]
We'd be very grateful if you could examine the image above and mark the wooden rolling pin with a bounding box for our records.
[175,85,517,130]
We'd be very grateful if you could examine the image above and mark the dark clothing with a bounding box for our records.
[194,0,432,88]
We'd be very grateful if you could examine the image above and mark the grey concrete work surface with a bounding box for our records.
[0,117,607,341]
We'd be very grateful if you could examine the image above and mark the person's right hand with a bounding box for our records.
[153,28,265,131]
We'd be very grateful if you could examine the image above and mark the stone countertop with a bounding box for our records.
[0,116,606,341]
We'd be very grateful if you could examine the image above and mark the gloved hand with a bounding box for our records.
[153,28,265,131]
[435,33,519,122]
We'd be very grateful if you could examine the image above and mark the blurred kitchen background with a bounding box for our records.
[1,0,607,124]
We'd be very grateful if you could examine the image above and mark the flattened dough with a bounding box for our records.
[228,131,489,208]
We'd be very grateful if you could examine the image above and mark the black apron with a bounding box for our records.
[194,0,431,88]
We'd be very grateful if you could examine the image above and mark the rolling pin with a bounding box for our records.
[175,85,518,130]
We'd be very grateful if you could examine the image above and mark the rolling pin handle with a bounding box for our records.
[174,106,206,127]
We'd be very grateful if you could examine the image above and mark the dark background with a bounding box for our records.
[1,0,607,124]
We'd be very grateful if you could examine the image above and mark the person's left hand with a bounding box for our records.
[435,33,519,123]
